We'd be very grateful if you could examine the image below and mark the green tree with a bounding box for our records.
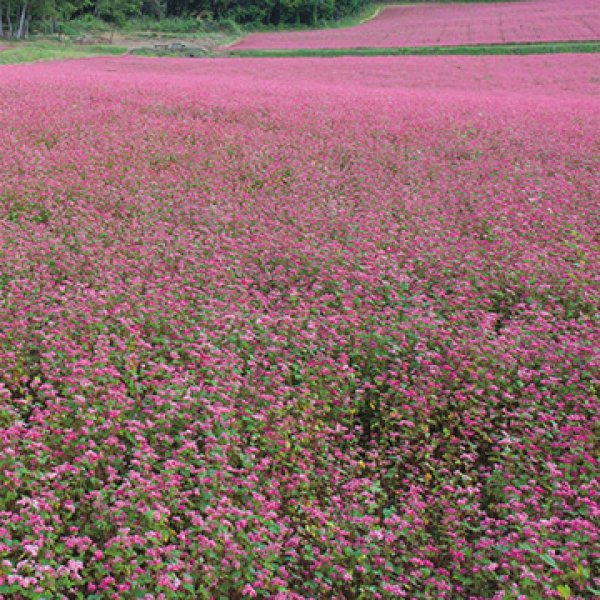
[94,0,141,37]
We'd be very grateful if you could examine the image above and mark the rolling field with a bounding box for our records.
[0,54,599,598]
[232,0,600,50]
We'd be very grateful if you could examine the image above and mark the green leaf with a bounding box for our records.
[541,554,559,569]
[557,584,571,599]
[0,586,19,594]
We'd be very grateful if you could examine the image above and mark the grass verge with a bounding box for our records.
[225,40,600,58]
[0,41,127,64]
[3,37,599,64]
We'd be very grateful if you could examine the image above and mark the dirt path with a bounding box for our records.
[102,32,234,53]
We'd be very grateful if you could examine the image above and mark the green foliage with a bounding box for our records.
[60,14,111,33]
[95,0,142,26]
[0,41,126,63]
[121,14,240,34]
[123,14,201,32]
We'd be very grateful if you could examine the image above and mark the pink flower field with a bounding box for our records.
[232,0,600,50]
[0,54,599,598]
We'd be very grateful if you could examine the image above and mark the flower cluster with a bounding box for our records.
[233,0,600,50]
[0,54,598,598]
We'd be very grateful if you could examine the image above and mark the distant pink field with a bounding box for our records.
[17,52,596,100]
[232,0,600,49]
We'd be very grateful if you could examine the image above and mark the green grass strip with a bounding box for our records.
[0,42,127,65]
[225,41,600,58]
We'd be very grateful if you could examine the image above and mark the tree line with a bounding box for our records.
[0,0,368,38]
